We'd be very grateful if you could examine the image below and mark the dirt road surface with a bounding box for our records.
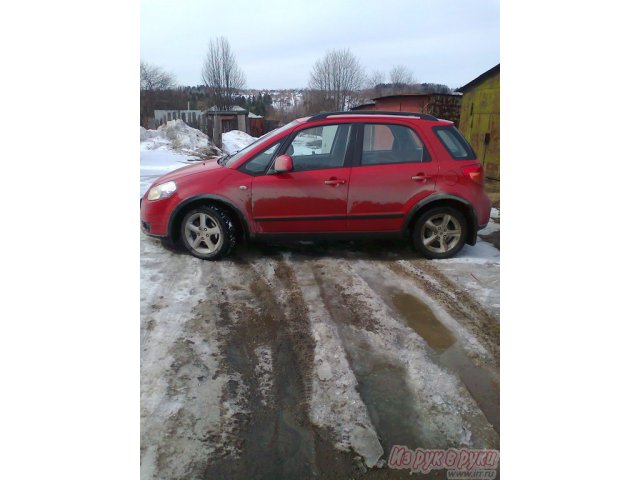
[141,223,500,479]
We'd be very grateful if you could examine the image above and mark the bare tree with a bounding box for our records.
[366,70,387,89]
[140,61,175,91]
[140,61,175,127]
[389,65,416,86]
[201,36,246,110]
[308,48,364,111]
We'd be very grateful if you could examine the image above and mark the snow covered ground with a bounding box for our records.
[140,134,500,478]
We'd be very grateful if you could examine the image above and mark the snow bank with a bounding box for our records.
[221,130,256,155]
[140,120,216,197]
[140,149,196,197]
[141,119,209,153]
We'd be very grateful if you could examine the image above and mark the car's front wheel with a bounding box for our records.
[180,205,236,260]
[412,207,467,259]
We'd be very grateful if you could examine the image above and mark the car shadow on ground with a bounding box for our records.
[159,237,424,262]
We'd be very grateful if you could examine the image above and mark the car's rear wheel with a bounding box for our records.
[180,205,236,260]
[412,207,467,259]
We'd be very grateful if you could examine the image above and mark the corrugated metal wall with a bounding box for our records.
[458,72,500,180]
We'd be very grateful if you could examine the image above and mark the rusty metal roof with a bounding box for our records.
[457,64,500,93]
[370,92,461,101]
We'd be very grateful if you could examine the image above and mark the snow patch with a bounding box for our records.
[222,130,256,154]
[254,345,274,406]
[436,239,500,265]
[478,218,500,235]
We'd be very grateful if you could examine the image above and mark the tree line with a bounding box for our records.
[140,36,454,126]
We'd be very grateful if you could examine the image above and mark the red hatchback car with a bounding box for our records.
[141,111,491,260]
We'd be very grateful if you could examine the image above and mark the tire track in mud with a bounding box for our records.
[389,259,500,365]
[295,254,499,451]
[141,236,229,480]
[301,258,428,453]
[201,253,357,479]
[143,237,500,478]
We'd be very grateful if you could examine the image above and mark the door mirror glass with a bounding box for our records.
[274,154,293,173]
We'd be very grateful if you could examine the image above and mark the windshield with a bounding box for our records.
[222,120,301,167]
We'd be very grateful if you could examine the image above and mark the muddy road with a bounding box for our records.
[141,231,500,479]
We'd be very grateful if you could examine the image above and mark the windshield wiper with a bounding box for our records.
[217,153,229,165]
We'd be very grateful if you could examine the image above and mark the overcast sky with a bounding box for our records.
[141,0,499,90]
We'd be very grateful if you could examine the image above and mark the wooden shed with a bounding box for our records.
[206,108,249,147]
[458,64,500,180]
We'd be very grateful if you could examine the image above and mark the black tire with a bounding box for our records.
[180,205,237,260]
[412,206,468,259]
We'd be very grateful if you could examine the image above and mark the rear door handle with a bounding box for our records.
[324,178,346,186]
[411,174,432,181]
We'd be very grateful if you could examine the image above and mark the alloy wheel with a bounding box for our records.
[420,213,463,254]
[183,212,223,255]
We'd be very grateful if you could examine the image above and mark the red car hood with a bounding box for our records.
[153,158,225,185]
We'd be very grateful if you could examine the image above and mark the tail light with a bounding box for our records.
[462,165,484,185]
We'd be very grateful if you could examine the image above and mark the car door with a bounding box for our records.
[251,123,354,233]
[347,122,438,232]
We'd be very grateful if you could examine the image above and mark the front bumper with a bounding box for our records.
[140,195,172,237]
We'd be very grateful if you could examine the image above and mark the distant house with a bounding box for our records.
[352,93,462,126]
[458,64,500,180]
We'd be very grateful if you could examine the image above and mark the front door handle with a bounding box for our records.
[324,178,346,186]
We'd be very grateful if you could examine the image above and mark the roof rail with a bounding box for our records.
[307,110,439,122]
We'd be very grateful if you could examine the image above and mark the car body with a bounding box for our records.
[141,111,491,260]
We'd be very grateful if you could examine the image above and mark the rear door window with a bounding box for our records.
[361,123,428,165]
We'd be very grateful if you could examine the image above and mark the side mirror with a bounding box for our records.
[273,154,293,173]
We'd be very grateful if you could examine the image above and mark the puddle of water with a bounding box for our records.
[390,291,499,433]
[391,292,456,351]
[439,346,500,433]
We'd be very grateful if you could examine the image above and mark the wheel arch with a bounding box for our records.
[403,194,479,245]
[167,194,250,244]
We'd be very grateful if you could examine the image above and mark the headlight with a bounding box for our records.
[147,181,177,201]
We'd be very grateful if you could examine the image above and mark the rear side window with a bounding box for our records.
[433,126,476,160]
[361,123,428,165]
